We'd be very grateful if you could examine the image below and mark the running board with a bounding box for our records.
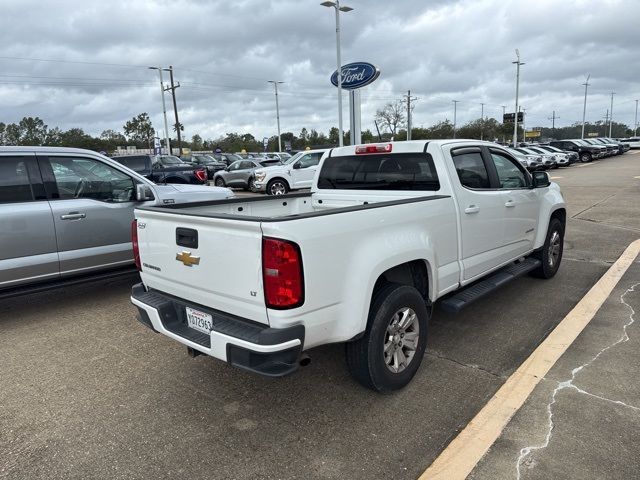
[440,258,541,314]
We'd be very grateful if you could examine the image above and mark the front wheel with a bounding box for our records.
[346,283,429,393]
[531,217,564,279]
[580,152,592,163]
[214,177,226,187]
[267,179,289,195]
[247,177,256,191]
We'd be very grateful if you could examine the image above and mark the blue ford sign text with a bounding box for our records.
[330,62,380,90]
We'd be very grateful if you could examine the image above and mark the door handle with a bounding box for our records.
[505,200,516,208]
[464,205,480,214]
[60,212,86,220]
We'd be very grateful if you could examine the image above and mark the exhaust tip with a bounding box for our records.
[299,354,311,367]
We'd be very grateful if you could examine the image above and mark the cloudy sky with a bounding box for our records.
[1,0,638,142]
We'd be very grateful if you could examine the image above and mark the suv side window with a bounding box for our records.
[228,161,242,171]
[116,155,148,172]
[489,151,528,188]
[451,150,490,189]
[297,153,316,168]
[0,157,34,203]
[239,161,254,170]
[48,157,135,203]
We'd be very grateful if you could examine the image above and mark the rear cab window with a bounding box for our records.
[451,149,490,189]
[317,152,440,191]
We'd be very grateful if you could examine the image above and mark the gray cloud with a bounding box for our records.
[0,0,638,142]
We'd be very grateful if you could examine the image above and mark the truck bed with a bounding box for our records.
[137,192,449,222]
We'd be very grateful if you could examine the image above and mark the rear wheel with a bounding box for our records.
[247,177,256,191]
[267,179,289,195]
[531,217,564,279]
[215,178,226,187]
[346,283,429,393]
[580,152,592,163]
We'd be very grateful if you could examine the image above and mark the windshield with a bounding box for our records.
[283,152,304,164]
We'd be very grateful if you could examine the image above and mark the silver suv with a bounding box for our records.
[0,146,232,294]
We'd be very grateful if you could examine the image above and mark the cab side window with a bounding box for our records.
[489,151,528,188]
[0,157,34,203]
[452,151,490,189]
[48,157,135,203]
[298,153,321,168]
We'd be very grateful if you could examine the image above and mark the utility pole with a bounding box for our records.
[452,100,460,139]
[268,80,284,152]
[635,99,639,136]
[581,74,590,139]
[512,49,524,147]
[480,102,485,140]
[603,110,610,137]
[148,67,171,155]
[609,92,615,137]
[164,66,182,154]
[404,90,418,140]
[548,111,559,136]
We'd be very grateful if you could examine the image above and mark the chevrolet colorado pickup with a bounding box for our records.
[131,140,566,392]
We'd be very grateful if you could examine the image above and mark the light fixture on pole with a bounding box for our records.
[268,80,284,152]
[609,91,615,137]
[321,0,353,147]
[149,67,171,155]
[581,74,590,139]
[512,49,524,147]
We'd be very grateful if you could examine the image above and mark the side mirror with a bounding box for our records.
[292,162,302,169]
[532,171,550,188]
[136,184,155,201]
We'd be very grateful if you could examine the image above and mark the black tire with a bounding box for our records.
[531,217,564,279]
[346,283,429,393]
[247,177,256,191]
[267,179,289,195]
[579,152,592,163]
[214,177,226,187]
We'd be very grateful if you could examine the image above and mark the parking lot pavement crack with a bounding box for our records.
[426,349,505,380]
[573,217,640,234]
[570,193,616,219]
[515,282,639,480]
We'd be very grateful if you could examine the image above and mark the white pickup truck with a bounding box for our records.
[131,140,566,392]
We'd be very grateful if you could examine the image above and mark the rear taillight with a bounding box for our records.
[355,143,393,154]
[131,219,141,271]
[194,169,207,182]
[262,237,304,309]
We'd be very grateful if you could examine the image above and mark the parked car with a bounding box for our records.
[265,152,291,162]
[582,139,616,156]
[112,154,208,184]
[621,137,640,149]
[514,148,556,169]
[592,137,630,155]
[549,140,603,162]
[182,154,227,179]
[524,146,571,167]
[253,149,328,195]
[213,159,274,190]
[130,140,565,392]
[0,146,232,295]
[535,145,579,163]
[210,152,243,166]
[506,148,541,171]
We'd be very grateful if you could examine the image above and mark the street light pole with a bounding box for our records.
[149,67,171,155]
[268,80,284,152]
[480,102,485,140]
[512,50,524,147]
[635,99,639,136]
[581,74,590,139]
[321,0,353,147]
[452,100,459,139]
[609,91,615,137]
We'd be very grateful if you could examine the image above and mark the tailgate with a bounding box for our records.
[135,209,268,325]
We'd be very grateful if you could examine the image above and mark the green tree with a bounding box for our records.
[18,116,48,145]
[191,134,203,150]
[123,113,154,147]
[44,127,63,146]
[4,123,21,145]
[375,100,406,136]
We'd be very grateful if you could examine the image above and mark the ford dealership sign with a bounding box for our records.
[330,62,380,90]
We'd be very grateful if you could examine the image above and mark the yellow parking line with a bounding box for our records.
[419,238,640,480]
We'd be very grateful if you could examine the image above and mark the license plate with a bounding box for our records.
[185,307,213,335]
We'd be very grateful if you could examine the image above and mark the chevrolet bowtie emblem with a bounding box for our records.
[176,251,200,267]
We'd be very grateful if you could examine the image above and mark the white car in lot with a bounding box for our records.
[253,149,328,195]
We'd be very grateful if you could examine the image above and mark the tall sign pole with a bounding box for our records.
[165,66,182,154]
[268,80,284,152]
[512,50,524,147]
[149,67,171,155]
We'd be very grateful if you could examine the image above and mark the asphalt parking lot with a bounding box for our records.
[1,152,639,480]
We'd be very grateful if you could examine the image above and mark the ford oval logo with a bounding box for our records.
[330,62,380,90]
